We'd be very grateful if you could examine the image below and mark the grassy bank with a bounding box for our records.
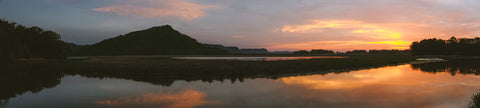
[471,90,480,108]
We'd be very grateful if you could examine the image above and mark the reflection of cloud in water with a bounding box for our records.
[96,89,215,108]
[281,65,405,89]
[277,64,480,108]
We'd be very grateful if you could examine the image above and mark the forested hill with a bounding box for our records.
[72,25,227,56]
[0,19,70,60]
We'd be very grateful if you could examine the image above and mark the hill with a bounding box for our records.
[72,25,227,56]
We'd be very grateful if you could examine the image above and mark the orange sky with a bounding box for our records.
[2,0,480,51]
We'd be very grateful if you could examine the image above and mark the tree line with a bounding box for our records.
[411,37,480,55]
[0,19,70,60]
[293,49,410,55]
[293,49,335,54]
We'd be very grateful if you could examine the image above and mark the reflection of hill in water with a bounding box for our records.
[0,56,413,102]
[411,59,480,76]
[65,57,411,87]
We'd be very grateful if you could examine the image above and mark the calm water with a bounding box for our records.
[172,56,345,61]
[3,62,480,108]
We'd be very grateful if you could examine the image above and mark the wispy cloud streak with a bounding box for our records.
[93,0,217,20]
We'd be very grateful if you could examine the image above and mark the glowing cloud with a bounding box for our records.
[93,0,217,20]
[96,90,215,108]
[353,29,402,39]
[281,20,403,39]
[268,40,411,51]
[281,20,362,32]
[272,19,415,50]
[231,35,245,38]
[420,0,462,4]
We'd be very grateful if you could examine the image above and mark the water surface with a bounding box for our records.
[3,62,480,108]
[172,56,345,61]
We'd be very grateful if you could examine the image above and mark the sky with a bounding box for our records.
[1,0,480,51]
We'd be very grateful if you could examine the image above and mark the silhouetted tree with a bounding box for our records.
[346,50,368,54]
[369,50,410,55]
[311,49,334,54]
[293,50,309,54]
[411,37,480,55]
[0,19,70,60]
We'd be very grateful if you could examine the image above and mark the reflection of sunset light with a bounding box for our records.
[278,64,480,108]
[96,89,215,108]
[281,65,406,89]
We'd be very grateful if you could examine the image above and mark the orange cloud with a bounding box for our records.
[268,40,411,51]
[231,35,245,38]
[93,0,217,20]
[281,20,362,32]
[281,20,403,39]
[96,89,215,108]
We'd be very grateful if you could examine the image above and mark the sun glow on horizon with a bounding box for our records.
[273,19,411,50]
[280,20,403,39]
[268,40,411,51]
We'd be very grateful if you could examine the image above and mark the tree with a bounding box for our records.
[310,49,334,54]
[293,50,309,54]
[411,37,480,55]
[0,19,71,60]
[346,50,368,54]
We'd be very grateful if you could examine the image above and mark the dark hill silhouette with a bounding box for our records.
[73,25,227,55]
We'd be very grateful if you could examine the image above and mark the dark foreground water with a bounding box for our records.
[3,62,480,108]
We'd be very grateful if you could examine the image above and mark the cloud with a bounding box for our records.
[7,0,480,51]
[231,35,245,38]
[93,0,217,20]
[418,0,463,4]
[280,20,403,39]
[268,40,411,51]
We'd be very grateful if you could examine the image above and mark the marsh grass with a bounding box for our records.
[471,90,480,108]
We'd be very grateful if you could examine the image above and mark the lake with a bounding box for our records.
[2,61,480,108]
[172,56,345,61]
